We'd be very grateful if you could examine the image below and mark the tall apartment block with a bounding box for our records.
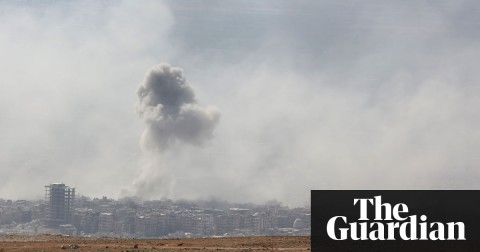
[44,183,75,226]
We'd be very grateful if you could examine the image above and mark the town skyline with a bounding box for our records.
[0,183,310,238]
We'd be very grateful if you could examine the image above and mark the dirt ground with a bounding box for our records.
[0,235,310,251]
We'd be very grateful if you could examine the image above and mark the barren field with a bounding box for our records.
[0,235,310,251]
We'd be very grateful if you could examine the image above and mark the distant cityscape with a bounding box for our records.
[0,183,310,238]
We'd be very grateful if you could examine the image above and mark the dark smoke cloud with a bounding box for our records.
[130,63,220,198]
[137,63,220,151]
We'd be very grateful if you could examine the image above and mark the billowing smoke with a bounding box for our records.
[130,63,220,198]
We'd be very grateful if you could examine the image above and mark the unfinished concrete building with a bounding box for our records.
[45,183,75,227]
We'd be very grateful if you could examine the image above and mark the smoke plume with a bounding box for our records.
[131,63,220,198]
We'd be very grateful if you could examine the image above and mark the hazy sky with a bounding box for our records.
[0,0,479,206]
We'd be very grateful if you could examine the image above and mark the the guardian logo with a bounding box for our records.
[326,196,465,241]
[312,190,480,251]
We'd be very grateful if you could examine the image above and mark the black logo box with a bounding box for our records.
[311,190,480,252]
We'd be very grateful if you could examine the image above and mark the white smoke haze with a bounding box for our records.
[0,0,175,199]
[1,0,480,206]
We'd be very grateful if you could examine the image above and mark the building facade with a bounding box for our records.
[44,183,75,227]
